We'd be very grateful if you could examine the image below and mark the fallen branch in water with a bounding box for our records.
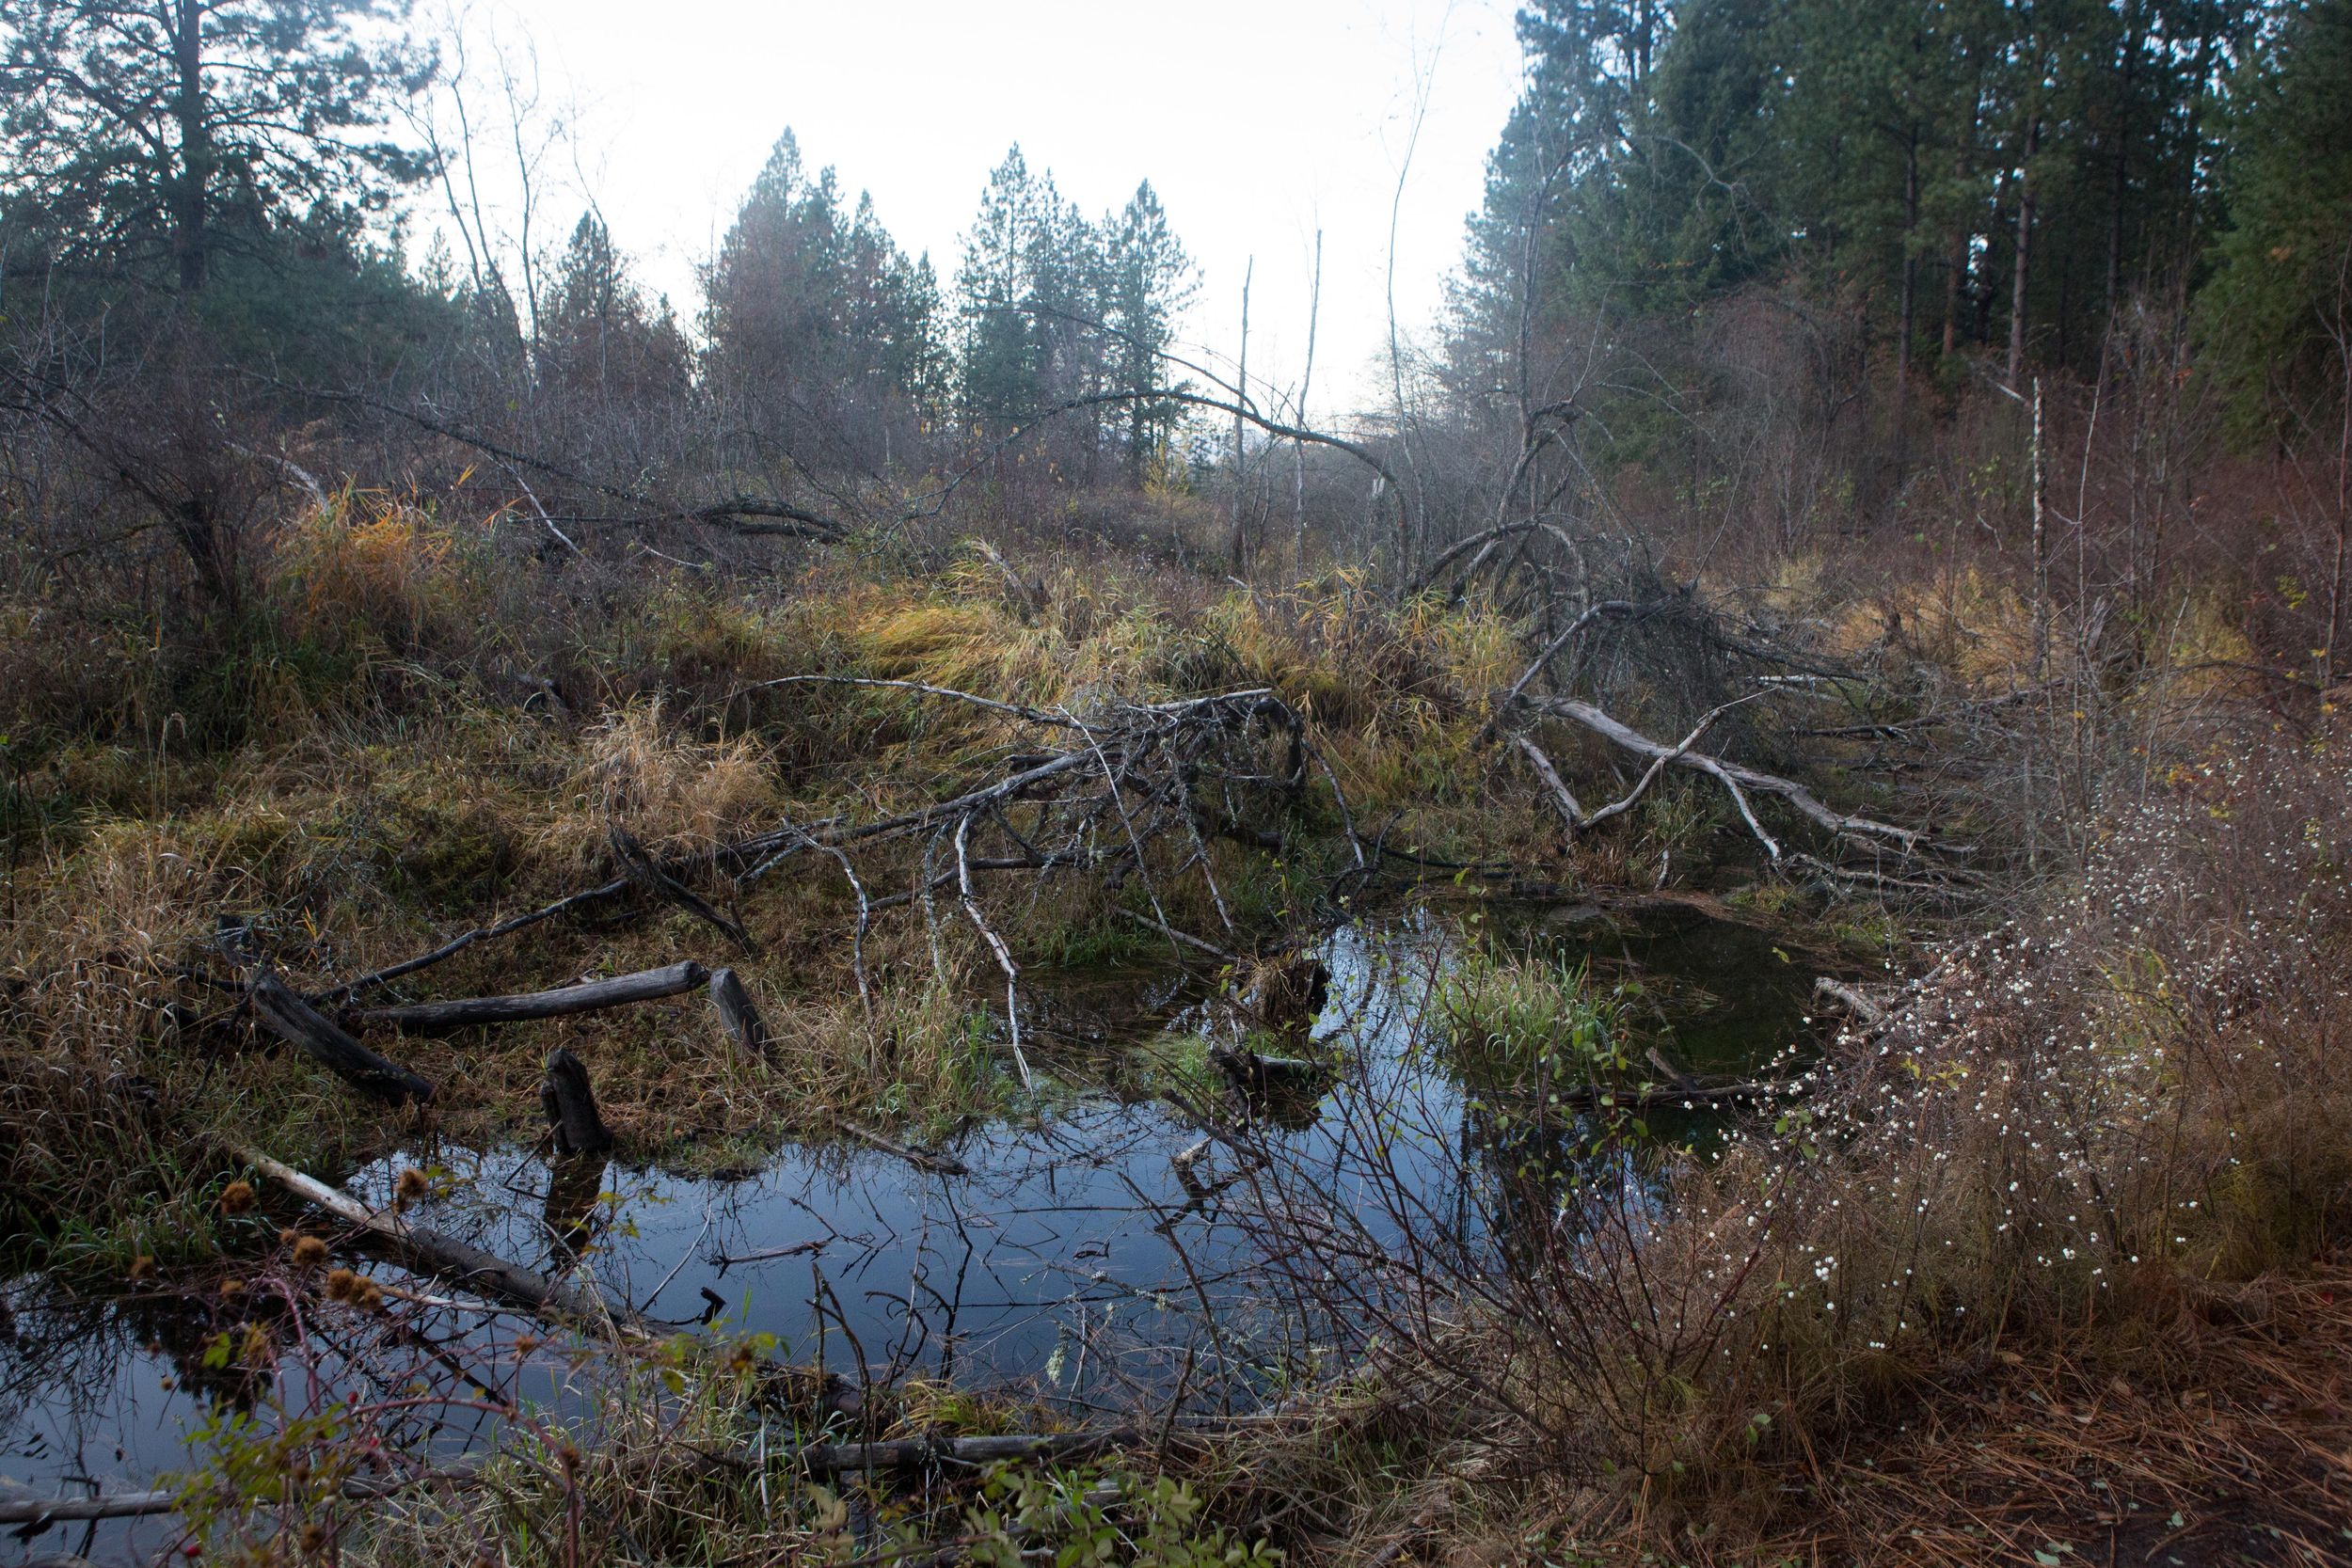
[844,1122,971,1177]
[230,1143,640,1333]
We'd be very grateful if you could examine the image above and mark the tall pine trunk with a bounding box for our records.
[170,0,211,293]
[2008,116,2040,388]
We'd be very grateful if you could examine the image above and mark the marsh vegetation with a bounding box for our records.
[5,0,2352,1563]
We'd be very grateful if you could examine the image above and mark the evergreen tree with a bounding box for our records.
[2197,0,2352,439]
[0,0,437,294]
[539,212,689,405]
[701,129,940,467]
[1104,180,1197,481]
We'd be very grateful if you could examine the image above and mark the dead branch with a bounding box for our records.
[843,1122,970,1178]
[1528,697,1930,862]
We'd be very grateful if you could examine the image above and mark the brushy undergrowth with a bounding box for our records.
[1213,719,2352,1564]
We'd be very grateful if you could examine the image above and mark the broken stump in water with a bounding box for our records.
[540,1047,613,1156]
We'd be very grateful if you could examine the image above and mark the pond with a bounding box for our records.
[0,899,1834,1563]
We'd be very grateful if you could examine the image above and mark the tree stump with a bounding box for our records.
[707,967,772,1059]
[540,1048,613,1156]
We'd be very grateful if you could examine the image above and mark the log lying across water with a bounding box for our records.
[354,961,708,1033]
[230,1143,638,1332]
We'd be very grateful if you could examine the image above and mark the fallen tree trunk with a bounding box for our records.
[355,961,708,1033]
[230,1144,638,1332]
[215,924,433,1103]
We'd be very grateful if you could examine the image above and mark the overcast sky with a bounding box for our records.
[460,0,1527,420]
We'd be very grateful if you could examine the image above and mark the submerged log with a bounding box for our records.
[355,960,707,1033]
[844,1121,970,1177]
[215,923,433,1103]
[707,966,772,1058]
[540,1047,614,1156]
[230,1143,637,1331]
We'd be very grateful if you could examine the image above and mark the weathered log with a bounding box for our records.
[356,961,707,1033]
[540,1048,614,1156]
[230,1143,637,1331]
[215,924,434,1103]
[707,966,772,1058]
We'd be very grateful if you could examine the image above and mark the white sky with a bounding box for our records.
[467,0,1528,421]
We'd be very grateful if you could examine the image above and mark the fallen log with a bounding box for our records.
[707,966,772,1058]
[354,961,707,1033]
[230,1143,638,1332]
[540,1047,614,1156]
[215,924,434,1103]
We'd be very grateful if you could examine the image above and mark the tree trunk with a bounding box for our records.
[1230,257,1252,576]
[1896,131,1919,482]
[170,0,210,293]
[2008,116,2040,389]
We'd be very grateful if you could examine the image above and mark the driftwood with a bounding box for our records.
[540,1047,614,1156]
[215,924,434,1103]
[355,961,707,1033]
[231,1144,638,1331]
[707,966,772,1058]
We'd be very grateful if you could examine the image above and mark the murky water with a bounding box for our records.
[1,903,1828,1562]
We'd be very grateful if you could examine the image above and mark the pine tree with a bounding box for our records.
[0,0,436,293]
